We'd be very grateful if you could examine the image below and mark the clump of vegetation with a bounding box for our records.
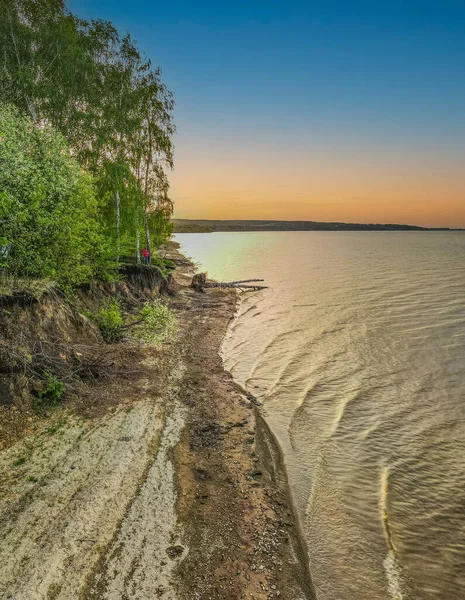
[0,104,111,289]
[133,300,176,345]
[94,295,176,346]
[162,258,176,272]
[34,371,64,412]
[96,296,124,343]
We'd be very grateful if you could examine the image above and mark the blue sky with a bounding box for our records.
[69,1,465,226]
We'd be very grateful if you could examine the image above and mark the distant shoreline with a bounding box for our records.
[173,218,462,233]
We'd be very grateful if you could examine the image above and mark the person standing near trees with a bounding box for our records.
[142,248,150,265]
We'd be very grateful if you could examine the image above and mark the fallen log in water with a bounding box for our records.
[191,273,267,292]
[219,279,265,285]
[205,283,268,290]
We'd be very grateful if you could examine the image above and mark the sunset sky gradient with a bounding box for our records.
[70,1,465,227]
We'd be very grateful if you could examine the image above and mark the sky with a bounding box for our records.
[69,1,465,227]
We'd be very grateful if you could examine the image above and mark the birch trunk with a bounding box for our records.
[115,191,121,262]
[135,210,141,264]
[144,211,152,264]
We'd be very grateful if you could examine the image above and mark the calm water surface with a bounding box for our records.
[176,231,465,600]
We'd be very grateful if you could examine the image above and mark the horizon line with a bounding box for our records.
[172,217,463,230]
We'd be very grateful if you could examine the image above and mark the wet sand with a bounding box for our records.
[0,244,313,600]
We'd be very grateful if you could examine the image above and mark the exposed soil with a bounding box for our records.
[0,244,314,599]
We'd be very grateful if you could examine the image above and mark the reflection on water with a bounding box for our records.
[176,231,465,600]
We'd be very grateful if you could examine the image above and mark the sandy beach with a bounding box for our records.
[0,244,313,600]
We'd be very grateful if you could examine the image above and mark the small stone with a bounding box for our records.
[166,545,184,559]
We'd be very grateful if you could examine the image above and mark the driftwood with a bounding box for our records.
[191,273,267,292]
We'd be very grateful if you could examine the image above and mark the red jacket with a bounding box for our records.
[142,249,149,257]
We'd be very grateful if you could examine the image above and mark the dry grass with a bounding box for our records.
[0,273,56,299]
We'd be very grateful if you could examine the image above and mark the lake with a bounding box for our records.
[176,231,465,600]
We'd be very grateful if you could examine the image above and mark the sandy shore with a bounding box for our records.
[0,244,313,599]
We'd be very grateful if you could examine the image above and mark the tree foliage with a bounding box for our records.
[0,103,108,287]
[0,0,175,285]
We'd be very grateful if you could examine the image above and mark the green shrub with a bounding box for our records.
[34,371,64,411]
[96,296,124,342]
[0,103,111,288]
[162,258,175,271]
[144,256,172,279]
[133,300,176,345]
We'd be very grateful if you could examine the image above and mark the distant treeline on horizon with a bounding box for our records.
[173,219,457,234]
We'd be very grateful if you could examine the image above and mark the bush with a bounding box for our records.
[134,300,176,345]
[0,103,111,288]
[162,258,175,271]
[34,371,64,411]
[96,296,124,342]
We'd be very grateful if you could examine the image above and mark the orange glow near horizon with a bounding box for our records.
[170,143,465,228]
